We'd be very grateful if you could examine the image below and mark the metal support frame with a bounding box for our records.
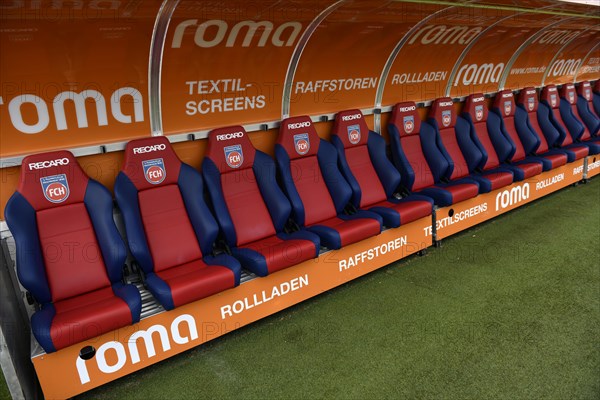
[280,0,347,119]
[373,6,454,133]
[148,0,181,136]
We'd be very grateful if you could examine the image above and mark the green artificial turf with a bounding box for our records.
[0,374,9,400]
[2,180,598,399]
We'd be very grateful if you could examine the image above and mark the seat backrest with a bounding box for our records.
[203,126,291,247]
[462,94,501,171]
[492,90,537,162]
[5,151,126,304]
[275,116,352,226]
[516,87,557,153]
[560,83,588,140]
[540,85,573,146]
[577,80,600,119]
[428,97,478,180]
[116,136,218,274]
[330,109,400,208]
[388,102,448,191]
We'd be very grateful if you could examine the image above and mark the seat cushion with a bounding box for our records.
[151,257,239,309]
[417,180,480,207]
[32,285,136,351]
[232,231,319,277]
[562,144,589,162]
[539,152,568,169]
[472,170,514,193]
[511,160,544,180]
[368,195,433,228]
[307,211,382,249]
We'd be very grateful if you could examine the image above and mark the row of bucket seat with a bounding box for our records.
[5,81,599,353]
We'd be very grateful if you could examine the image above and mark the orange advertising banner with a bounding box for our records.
[0,1,161,158]
[382,7,512,105]
[448,14,558,97]
[32,217,432,399]
[435,159,585,240]
[504,20,597,89]
[288,2,441,116]
[160,0,335,136]
[544,30,600,86]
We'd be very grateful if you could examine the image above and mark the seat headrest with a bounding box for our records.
[122,136,182,191]
[429,97,456,129]
[577,81,593,101]
[390,102,421,136]
[18,150,89,211]
[540,85,560,109]
[278,116,321,160]
[463,94,488,123]
[517,87,539,113]
[205,126,256,173]
[560,83,577,105]
[493,90,516,117]
[332,109,369,148]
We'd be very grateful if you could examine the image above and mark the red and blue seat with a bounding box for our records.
[329,109,433,228]
[429,97,514,193]
[275,116,382,249]
[559,83,600,155]
[388,102,480,206]
[5,151,141,353]
[202,126,320,276]
[576,81,600,135]
[490,90,545,178]
[514,87,568,169]
[538,85,589,161]
[115,137,241,310]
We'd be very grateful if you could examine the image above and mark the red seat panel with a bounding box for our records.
[156,260,235,307]
[370,199,432,225]
[312,216,381,247]
[51,287,132,349]
[241,235,317,274]
[36,204,110,302]
[139,184,203,271]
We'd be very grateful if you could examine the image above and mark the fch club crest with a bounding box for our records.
[143,158,166,184]
[528,97,535,111]
[294,133,310,155]
[224,145,244,168]
[550,94,557,107]
[442,110,451,127]
[504,101,512,115]
[475,105,484,121]
[568,92,574,103]
[41,174,70,203]
[347,124,361,144]
[403,116,414,133]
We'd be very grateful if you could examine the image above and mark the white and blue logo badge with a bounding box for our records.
[442,110,452,127]
[528,97,535,111]
[475,105,484,121]
[550,94,557,107]
[403,116,415,134]
[41,174,70,203]
[143,158,166,185]
[224,144,243,168]
[294,133,310,155]
[347,124,361,145]
[585,89,591,100]
[568,91,575,103]
[504,101,512,116]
